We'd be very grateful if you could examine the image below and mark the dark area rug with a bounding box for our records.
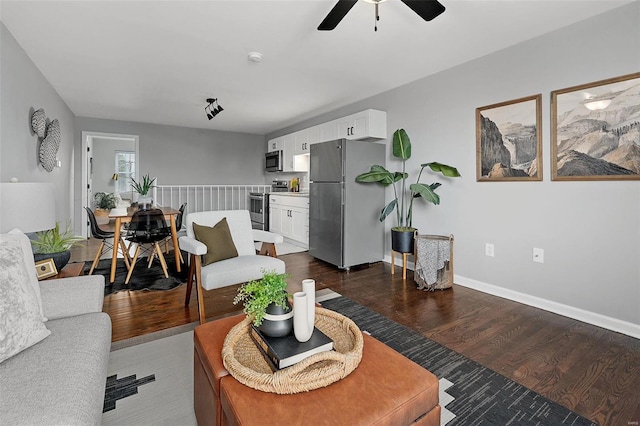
[85,251,188,295]
[321,296,596,426]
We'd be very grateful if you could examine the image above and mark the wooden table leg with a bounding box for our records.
[110,217,121,283]
[170,215,181,272]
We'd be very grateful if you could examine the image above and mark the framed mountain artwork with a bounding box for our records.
[551,72,640,181]
[476,94,542,182]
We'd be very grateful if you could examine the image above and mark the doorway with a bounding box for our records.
[81,131,139,238]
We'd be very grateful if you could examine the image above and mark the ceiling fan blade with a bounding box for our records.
[318,0,359,31]
[400,0,445,22]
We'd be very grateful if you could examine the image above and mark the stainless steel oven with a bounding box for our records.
[265,150,283,172]
[249,192,269,230]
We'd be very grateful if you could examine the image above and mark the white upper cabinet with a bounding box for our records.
[281,134,297,172]
[319,121,338,143]
[268,138,282,153]
[307,125,320,145]
[336,109,386,141]
[294,130,310,155]
[267,109,386,172]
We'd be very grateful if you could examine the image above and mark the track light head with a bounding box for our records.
[204,98,224,120]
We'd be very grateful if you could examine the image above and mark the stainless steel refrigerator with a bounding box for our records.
[309,139,385,269]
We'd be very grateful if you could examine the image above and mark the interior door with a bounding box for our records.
[85,138,94,236]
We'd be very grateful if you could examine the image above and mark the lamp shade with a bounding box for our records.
[0,182,56,233]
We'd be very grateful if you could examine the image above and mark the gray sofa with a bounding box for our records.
[0,271,111,425]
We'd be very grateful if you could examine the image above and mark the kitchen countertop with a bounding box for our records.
[269,192,309,197]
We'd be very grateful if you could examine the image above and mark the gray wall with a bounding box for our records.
[72,118,267,233]
[268,3,640,327]
[1,22,76,224]
[92,137,136,196]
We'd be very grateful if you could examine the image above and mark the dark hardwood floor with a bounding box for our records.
[71,241,640,425]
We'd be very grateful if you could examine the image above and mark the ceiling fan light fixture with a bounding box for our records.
[584,98,612,111]
[318,0,444,31]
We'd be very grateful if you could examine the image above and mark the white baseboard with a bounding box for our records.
[382,255,640,339]
[455,275,640,339]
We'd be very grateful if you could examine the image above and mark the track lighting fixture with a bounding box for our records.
[205,98,224,120]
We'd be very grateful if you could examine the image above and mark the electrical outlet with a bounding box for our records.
[533,248,544,263]
[485,243,494,257]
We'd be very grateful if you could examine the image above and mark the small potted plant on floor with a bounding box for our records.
[31,221,84,272]
[130,173,156,208]
[355,128,461,253]
[233,270,292,337]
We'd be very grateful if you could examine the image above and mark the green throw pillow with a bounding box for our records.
[193,218,238,266]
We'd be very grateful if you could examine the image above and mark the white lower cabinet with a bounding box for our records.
[269,195,309,246]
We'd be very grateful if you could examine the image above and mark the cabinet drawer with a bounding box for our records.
[270,195,309,209]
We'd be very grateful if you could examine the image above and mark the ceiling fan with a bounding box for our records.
[318,0,446,31]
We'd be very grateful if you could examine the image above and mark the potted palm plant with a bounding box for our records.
[233,270,292,337]
[31,221,84,272]
[130,173,156,207]
[355,128,461,253]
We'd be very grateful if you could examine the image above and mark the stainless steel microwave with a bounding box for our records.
[265,150,283,172]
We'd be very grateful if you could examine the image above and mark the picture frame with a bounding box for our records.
[476,94,542,182]
[551,72,640,181]
[35,258,58,280]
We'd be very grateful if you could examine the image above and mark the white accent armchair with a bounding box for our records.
[179,210,285,324]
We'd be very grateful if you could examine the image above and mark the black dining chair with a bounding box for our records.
[85,207,131,274]
[163,202,187,263]
[124,208,172,284]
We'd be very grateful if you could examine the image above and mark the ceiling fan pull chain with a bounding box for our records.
[374,2,379,32]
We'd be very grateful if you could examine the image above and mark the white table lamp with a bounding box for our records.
[0,182,56,233]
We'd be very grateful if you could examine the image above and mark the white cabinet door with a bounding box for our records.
[290,207,307,243]
[294,130,310,155]
[319,121,338,143]
[269,204,283,234]
[281,208,294,238]
[307,125,320,145]
[268,138,282,153]
[337,110,387,141]
[281,134,296,172]
[269,196,308,245]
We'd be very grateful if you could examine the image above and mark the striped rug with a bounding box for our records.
[321,296,596,426]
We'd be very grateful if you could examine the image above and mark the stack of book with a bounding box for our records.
[249,325,334,370]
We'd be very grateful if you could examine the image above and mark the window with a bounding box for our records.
[114,151,135,195]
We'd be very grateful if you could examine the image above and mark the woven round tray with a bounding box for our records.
[222,307,363,394]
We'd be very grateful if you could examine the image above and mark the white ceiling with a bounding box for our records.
[1,0,631,135]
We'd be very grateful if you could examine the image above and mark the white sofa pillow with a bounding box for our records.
[6,230,47,321]
[0,237,51,363]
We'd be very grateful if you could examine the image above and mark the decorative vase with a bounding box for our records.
[137,196,153,210]
[259,300,293,337]
[33,250,71,273]
[391,228,417,253]
[294,279,316,343]
[293,292,313,342]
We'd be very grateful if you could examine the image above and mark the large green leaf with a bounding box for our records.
[379,199,397,222]
[422,162,461,177]
[355,165,394,185]
[410,183,440,205]
[392,172,408,182]
[392,129,411,160]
